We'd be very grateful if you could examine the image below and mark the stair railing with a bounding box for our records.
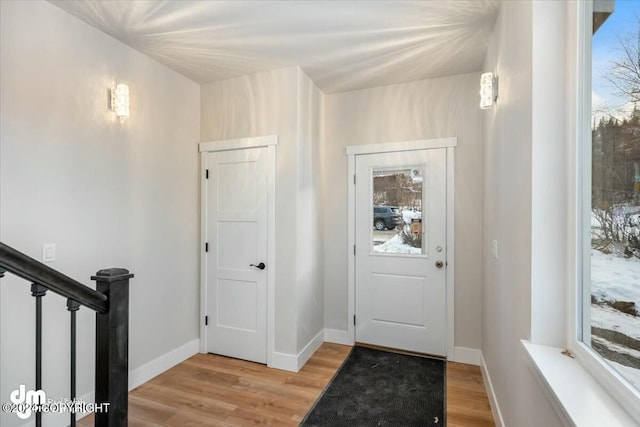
[0,241,133,427]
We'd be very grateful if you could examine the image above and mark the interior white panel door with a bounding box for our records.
[206,147,267,364]
[355,149,447,356]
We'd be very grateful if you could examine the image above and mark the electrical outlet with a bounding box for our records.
[42,243,55,263]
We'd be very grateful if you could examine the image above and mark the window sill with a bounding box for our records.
[521,340,637,427]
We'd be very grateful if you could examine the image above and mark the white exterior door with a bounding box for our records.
[205,147,268,364]
[355,148,447,356]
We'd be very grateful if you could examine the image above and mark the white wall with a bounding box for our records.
[530,0,568,347]
[296,71,325,352]
[200,67,324,357]
[322,74,484,350]
[481,1,565,425]
[0,2,201,426]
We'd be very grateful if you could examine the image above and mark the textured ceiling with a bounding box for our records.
[50,0,499,93]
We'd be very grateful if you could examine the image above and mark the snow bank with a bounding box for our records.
[592,335,640,360]
[373,234,421,254]
[592,305,640,341]
[591,249,640,308]
[590,249,640,388]
[402,209,421,224]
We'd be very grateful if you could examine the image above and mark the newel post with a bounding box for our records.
[92,268,133,427]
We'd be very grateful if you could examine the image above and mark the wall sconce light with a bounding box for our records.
[480,72,498,109]
[110,83,130,120]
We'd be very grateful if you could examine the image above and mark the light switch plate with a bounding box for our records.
[491,240,498,259]
[42,243,55,263]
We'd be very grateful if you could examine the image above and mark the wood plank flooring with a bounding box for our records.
[447,362,496,426]
[79,343,494,426]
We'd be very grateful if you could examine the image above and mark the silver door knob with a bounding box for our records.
[435,260,444,269]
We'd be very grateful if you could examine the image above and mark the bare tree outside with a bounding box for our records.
[604,16,640,106]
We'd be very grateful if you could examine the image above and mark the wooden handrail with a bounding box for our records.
[0,242,108,313]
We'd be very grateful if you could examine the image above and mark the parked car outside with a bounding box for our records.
[373,206,403,230]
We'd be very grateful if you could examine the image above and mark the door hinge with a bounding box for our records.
[354,315,356,325]
[205,315,208,326]
[205,242,209,252]
[353,245,356,255]
[206,169,209,179]
[353,174,356,185]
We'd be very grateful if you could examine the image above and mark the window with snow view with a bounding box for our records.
[371,168,424,255]
[586,0,640,392]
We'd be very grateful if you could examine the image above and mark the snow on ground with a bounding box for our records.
[608,360,640,390]
[592,304,640,341]
[402,209,421,224]
[590,248,640,388]
[592,335,640,360]
[591,249,640,308]
[373,234,421,254]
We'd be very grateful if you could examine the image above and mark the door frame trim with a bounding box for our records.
[346,137,456,359]
[199,135,277,367]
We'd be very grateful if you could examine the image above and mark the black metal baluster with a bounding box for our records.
[31,283,47,427]
[67,299,80,427]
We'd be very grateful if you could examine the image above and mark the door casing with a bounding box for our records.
[346,137,456,359]
[199,135,277,367]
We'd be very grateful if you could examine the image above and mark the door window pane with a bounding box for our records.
[371,168,424,255]
[587,1,640,391]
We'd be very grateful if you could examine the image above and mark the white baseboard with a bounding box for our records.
[270,351,298,372]
[270,329,325,372]
[324,328,354,345]
[298,330,325,369]
[451,346,481,366]
[480,352,506,427]
[129,338,200,390]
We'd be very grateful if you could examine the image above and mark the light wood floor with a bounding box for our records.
[80,343,494,426]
